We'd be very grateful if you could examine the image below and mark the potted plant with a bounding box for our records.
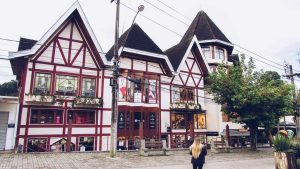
[273,133,297,169]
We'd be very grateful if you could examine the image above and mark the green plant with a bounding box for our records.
[273,134,292,152]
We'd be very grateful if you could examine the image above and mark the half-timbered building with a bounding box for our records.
[9,2,108,152]
[9,2,237,152]
[105,23,174,149]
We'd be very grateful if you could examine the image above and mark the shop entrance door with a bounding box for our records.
[0,112,9,150]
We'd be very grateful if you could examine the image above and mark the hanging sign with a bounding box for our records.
[148,80,156,103]
[118,112,125,129]
[119,78,127,101]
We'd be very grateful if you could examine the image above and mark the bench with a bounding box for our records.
[140,139,168,156]
[210,137,232,153]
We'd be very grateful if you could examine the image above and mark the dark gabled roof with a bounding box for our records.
[181,11,231,45]
[18,37,37,51]
[106,23,164,60]
[165,37,193,71]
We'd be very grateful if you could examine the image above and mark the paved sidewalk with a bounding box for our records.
[0,148,274,169]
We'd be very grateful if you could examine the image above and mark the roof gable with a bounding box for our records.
[106,23,164,61]
[165,36,210,75]
[181,11,231,45]
[9,1,107,65]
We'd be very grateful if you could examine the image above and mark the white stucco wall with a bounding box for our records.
[0,97,19,150]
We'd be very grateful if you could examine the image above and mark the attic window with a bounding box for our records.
[215,47,224,60]
[202,47,211,58]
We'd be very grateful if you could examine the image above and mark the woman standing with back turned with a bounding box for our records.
[190,137,207,169]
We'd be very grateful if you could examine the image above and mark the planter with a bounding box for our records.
[74,97,103,107]
[25,94,54,103]
[274,152,297,169]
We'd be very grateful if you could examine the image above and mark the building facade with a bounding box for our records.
[0,96,19,151]
[9,2,236,152]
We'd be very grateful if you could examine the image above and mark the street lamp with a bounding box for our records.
[110,1,144,158]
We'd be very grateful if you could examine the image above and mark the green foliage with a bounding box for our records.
[273,135,292,152]
[207,55,293,150]
[0,80,18,96]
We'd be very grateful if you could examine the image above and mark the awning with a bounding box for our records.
[220,129,250,137]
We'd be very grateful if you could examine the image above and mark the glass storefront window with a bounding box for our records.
[82,78,95,97]
[194,114,206,129]
[34,73,51,95]
[171,113,185,129]
[78,137,94,151]
[55,75,78,96]
[68,110,95,124]
[27,138,47,152]
[30,109,63,124]
[50,138,75,152]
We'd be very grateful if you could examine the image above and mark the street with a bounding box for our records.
[0,148,274,169]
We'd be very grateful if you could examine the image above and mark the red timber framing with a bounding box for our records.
[167,50,207,146]
[16,14,108,152]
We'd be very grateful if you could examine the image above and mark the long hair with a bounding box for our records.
[191,137,202,159]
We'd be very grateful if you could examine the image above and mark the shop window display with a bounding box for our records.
[55,75,78,96]
[30,109,63,124]
[194,114,206,129]
[78,137,94,151]
[82,78,95,97]
[171,113,185,129]
[34,73,51,95]
[27,138,47,152]
[50,138,75,152]
[68,110,95,124]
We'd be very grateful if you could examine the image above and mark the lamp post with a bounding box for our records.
[110,1,144,158]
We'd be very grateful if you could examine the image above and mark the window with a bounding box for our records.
[68,110,95,124]
[134,112,142,129]
[30,109,63,124]
[55,75,78,96]
[82,78,96,97]
[172,86,180,103]
[78,137,94,151]
[148,79,157,103]
[34,73,51,95]
[50,138,75,152]
[180,88,195,103]
[194,114,206,129]
[171,113,185,129]
[215,47,224,60]
[27,138,47,152]
[202,47,211,58]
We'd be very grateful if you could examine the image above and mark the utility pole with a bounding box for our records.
[110,0,120,158]
[287,65,300,139]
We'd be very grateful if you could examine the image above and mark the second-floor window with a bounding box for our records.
[34,73,51,95]
[215,47,224,60]
[55,75,78,96]
[30,109,63,124]
[82,78,96,97]
[172,86,194,103]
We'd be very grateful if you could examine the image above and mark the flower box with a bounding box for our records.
[25,94,54,103]
[74,97,103,107]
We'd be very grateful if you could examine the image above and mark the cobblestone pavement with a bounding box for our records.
[0,148,274,169]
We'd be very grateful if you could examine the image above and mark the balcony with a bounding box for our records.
[74,96,103,107]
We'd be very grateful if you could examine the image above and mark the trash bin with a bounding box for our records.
[17,144,23,153]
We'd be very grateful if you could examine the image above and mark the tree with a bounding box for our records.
[207,56,293,150]
[0,80,18,96]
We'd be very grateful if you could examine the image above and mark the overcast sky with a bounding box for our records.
[0,0,300,85]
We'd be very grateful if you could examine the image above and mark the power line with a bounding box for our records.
[156,0,192,21]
